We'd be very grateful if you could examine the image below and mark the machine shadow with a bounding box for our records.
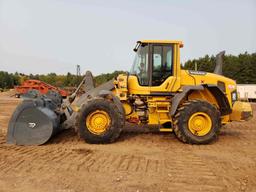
[46,124,175,145]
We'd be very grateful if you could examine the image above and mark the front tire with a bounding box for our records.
[77,98,124,144]
[173,100,221,144]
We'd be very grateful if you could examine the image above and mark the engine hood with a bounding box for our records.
[181,70,236,91]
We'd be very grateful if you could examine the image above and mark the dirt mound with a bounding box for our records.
[0,89,16,97]
[0,98,256,192]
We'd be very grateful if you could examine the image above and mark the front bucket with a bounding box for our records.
[7,99,61,146]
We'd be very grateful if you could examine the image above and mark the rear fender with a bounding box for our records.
[206,85,232,115]
[170,85,204,116]
[170,85,232,116]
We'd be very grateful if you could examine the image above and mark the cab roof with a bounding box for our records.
[139,40,183,47]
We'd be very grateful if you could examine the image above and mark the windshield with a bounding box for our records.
[130,44,149,85]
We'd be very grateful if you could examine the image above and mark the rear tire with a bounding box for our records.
[173,100,221,144]
[77,98,124,144]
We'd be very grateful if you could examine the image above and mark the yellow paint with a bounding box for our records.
[108,40,253,129]
[86,110,111,135]
[114,74,128,100]
[180,70,237,107]
[127,76,151,94]
[127,43,181,95]
[122,102,133,116]
[221,115,230,124]
[188,89,219,108]
[147,96,171,125]
[140,40,183,47]
[71,105,80,112]
[230,101,253,121]
[188,112,212,136]
[159,128,173,132]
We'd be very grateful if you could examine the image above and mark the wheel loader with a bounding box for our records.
[7,40,253,145]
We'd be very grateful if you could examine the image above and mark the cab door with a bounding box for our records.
[149,44,180,93]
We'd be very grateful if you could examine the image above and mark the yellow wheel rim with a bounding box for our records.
[86,110,111,135]
[188,112,212,136]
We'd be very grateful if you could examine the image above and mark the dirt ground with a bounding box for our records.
[0,94,256,192]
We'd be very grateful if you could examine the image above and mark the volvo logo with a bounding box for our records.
[189,70,207,76]
[28,122,36,128]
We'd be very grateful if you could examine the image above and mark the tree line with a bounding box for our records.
[0,70,126,90]
[0,52,255,90]
[183,52,256,84]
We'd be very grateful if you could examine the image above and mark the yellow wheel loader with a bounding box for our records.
[7,40,253,145]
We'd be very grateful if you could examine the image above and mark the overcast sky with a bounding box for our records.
[0,0,255,75]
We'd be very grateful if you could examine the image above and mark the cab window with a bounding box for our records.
[152,45,173,86]
[130,44,149,86]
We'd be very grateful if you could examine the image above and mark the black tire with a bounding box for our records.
[173,100,221,144]
[77,98,124,144]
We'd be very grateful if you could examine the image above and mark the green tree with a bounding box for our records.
[183,52,256,84]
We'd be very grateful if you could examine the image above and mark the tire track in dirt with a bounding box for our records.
[0,98,255,192]
[0,140,241,192]
[0,145,209,173]
[0,123,226,191]
[0,143,225,191]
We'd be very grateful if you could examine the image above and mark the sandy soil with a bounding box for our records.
[0,95,256,192]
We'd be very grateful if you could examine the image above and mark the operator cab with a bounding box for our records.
[130,40,183,87]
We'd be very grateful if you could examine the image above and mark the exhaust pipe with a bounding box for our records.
[214,51,225,75]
